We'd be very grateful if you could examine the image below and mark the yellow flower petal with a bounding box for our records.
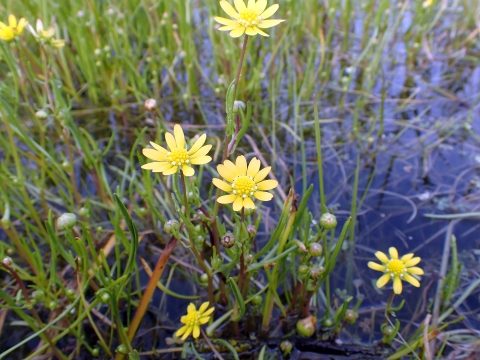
[247,0,255,8]
[235,156,248,175]
[247,157,261,177]
[190,144,212,159]
[230,26,245,37]
[202,307,215,317]
[253,166,271,182]
[141,162,170,171]
[219,24,240,31]
[190,156,212,165]
[198,302,210,314]
[193,324,200,338]
[234,0,247,12]
[8,15,17,28]
[143,148,168,161]
[0,21,7,29]
[260,4,279,19]
[243,197,255,209]
[212,178,233,192]
[187,303,196,314]
[0,28,14,40]
[181,326,193,340]
[407,267,424,275]
[389,247,399,259]
[374,251,389,264]
[163,165,178,175]
[220,1,239,18]
[257,179,278,191]
[176,325,188,337]
[245,26,257,35]
[174,124,185,149]
[404,257,421,267]
[254,27,269,37]
[150,141,169,156]
[233,197,243,211]
[214,17,237,26]
[17,18,27,33]
[198,317,210,325]
[376,273,390,288]
[393,276,403,294]
[400,253,414,263]
[182,165,195,176]
[403,273,420,287]
[165,132,177,150]
[188,134,207,155]
[367,261,385,272]
[223,160,240,176]
[254,0,267,14]
[217,194,237,204]
[217,164,235,182]
[257,19,285,28]
[254,191,273,201]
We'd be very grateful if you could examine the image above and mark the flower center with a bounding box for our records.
[387,259,406,276]
[168,148,189,166]
[232,175,257,198]
[184,312,200,326]
[237,9,262,27]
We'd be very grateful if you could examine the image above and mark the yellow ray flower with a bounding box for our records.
[368,247,424,295]
[0,15,27,41]
[27,19,65,48]
[214,0,285,38]
[175,302,214,340]
[142,124,212,177]
[213,155,278,211]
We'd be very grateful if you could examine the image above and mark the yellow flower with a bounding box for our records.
[368,247,424,295]
[27,19,65,48]
[142,124,212,177]
[214,0,285,38]
[213,155,278,211]
[0,15,28,41]
[175,302,214,340]
[422,0,433,7]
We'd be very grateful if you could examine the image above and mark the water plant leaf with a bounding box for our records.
[225,80,236,136]
[228,277,246,321]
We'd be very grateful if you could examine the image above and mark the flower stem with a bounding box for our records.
[201,328,225,360]
[385,290,395,320]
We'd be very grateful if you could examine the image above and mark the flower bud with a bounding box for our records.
[320,213,337,229]
[344,309,357,324]
[35,109,48,120]
[280,340,293,355]
[164,220,180,234]
[298,265,309,275]
[296,315,316,337]
[233,100,245,113]
[99,292,110,304]
[252,295,262,305]
[57,213,77,230]
[323,318,333,327]
[92,348,100,357]
[211,256,223,270]
[382,325,394,337]
[116,344,128,354]
[309,265,325,280]
[200,273,209,283]
[78,207,90,218]
[221,232,236,248]
[308,243,323,257]
[247,225,257,236]
[244,254,254,264]
[2,257,12,266]
[32,290,45,302]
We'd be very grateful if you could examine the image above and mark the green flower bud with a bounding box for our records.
[32,290,45,302]
[308,243,323,257]
[48,301,57,310]
[323,318,333,327]
[296,315,316,337]
[78,207,90,218]
[298,265,309,275]
[344,309,357,324]
[92,348,100,357]
[320,213,337,229]
[221,232,236,248]
[244,254,254,264]
[164,220,180,234]
[200,273,209,283]
[309,265,325,280]
[57,213,77,230]
[382,325,394,337]
[280,340,293,355]
[98,291,110,304]
[233,100,245,113]
[2,257,12,266]
[35,109,48,120]
[211,256,223,270]
[247,225,257,236]
[252,295,262,305]
[116,344,128,354]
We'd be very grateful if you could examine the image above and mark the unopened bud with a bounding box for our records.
[35,109,48,120]
[244,254,254,264]
[164,220,180,234]
[116,344,128,354]
[200,273,209,283]
[2,257,12,266]
[298,265,309,274]
[320,213,337,229]
[221,232,236,248]
[344,309,357,324]
[233,100,245,113]
[32,290,45,302]
[78,207,90,218]
[57,213,77,230]
[100,292,110,304]
[308,243,323,257]
[296,315,316,337]
[247,225,256,236]
[252,295,262,305]
[309,265,325,279]
[280,340,293,355]
[382,325,394,337]
[144,98,157,111]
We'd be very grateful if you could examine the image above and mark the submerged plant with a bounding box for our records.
[176,302,215,340]
[214,0,284,38]
[0,15,27,41]
[368,247,424,295]
[141,124,212,176]
[213,155,278,211]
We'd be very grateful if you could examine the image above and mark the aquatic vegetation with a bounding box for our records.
[368,247,424,295]
[175,302,215,340]
[141,124,212,176]
[0,15,27,41]
[213,155,278,211]
[215,0,284,37]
